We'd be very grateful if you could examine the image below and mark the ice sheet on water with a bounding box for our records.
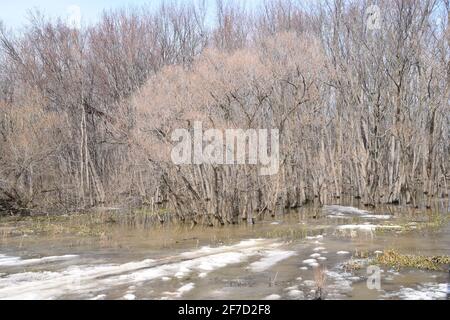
[336,224,401,232]
[179,239,266,258]
[360,215,392,220]
[325,205,393,221]
[263,294,281,300]
[325,270,356,298]
[123,293,136,300]
[121,242,278,284]
[162,283,195,299]
[0,254,78,267]
[302,280,316,287]
[302,259,317,264]
[285,285,299,291]
[302,258,320,268]
[287,289,304,299]
[0,259,156,300]
[305,235,323,240]
[382,283,447,300]
[248,250,296,272]
[0,239,276,300]
[323,205,370,215]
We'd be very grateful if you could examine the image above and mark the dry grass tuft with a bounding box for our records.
[374,250,450,271]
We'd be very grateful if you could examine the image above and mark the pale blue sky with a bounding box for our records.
[0,0,170,29]
[0,0,267,30]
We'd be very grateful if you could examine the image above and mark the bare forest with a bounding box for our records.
[0,0,449,225]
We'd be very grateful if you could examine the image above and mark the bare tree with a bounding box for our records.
[0,1,448,220]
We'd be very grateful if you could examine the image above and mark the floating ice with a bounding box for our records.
[325,270,355,295]
[302,259,317,264]
[336,224,401,232]
[327,215,351,219]
[161,283,196,299]
[323,205,370,215]
[360,215,392,220]
[285,285,299,291]
[0,239,276,300]
[248,250,296,272]
[383,283,447,300]
[287,289,304,299]
[0,254,78,267]
[305,235,323,240]
[263,294,281,300]
[177,283,195,295]
[302,280,316,287]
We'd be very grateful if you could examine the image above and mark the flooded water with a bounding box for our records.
[0,201,449,300]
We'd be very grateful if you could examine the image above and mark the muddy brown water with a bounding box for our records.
[0,200,449,300]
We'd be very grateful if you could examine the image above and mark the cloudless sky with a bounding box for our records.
[0,0,266,30]
[0,0,169,29]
